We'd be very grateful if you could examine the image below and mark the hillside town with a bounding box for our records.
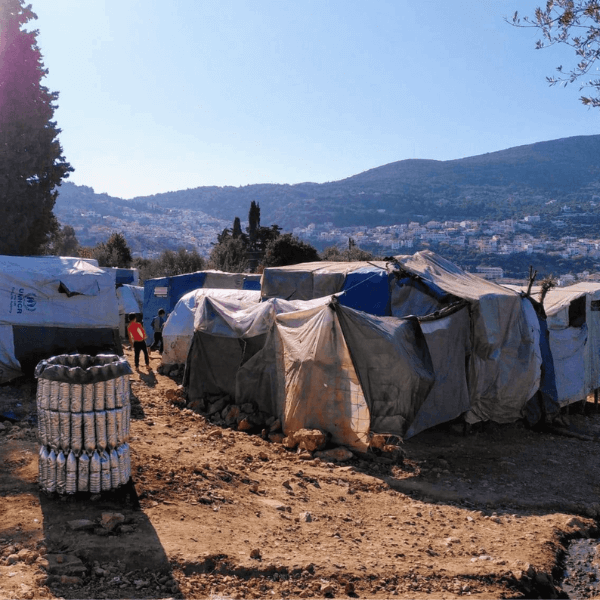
[57,198,600,285]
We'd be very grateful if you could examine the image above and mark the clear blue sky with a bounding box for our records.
[32,0,599,199]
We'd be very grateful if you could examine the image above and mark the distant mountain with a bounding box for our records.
[57,135,600,229]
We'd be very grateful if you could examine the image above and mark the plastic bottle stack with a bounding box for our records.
[35,354,133,495]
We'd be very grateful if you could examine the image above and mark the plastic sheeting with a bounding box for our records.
[143,270,261,341]
[0,256,120,384]
[393,251,542,424]
[186,295,436,447]
[161,288,261,365]
[405,305,472,438]
[260,261,394,316]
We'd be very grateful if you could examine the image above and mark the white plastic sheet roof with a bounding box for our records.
[0,255,118,328]
[161,287,261,364]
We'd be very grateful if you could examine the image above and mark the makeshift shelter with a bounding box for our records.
[143,270,261,341]
[260,261,393,316]
[507,283,600,408]
[161,287,261,366]
[0,255,121,385]
[116,285,144,338]
[186,296,436,448]
[391,251,542,425]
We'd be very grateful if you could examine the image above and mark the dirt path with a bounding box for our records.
[1,347,599,599]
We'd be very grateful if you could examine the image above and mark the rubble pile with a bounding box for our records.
[165,385,405,464]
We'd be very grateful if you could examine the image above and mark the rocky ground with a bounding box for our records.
[0,346,599,599]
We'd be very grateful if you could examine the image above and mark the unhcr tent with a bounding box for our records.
[186,295,436,448]
[261,261,393,316]
[161,287,261,365]
[116,285,144,338]
[143,270,261,341]
[0,255,120,384]
[392,251,542,425]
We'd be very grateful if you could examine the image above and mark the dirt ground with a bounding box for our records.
[1,346,599,599]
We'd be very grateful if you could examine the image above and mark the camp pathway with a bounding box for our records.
[0,347,598,598]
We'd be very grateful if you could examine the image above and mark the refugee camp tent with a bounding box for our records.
[143,270,261,341]
[0,255,121,384]
[392,251,542,425]
[260,261,393,315]
[186,295,436,448]
[161,287,261,366]
[116,285,144,338]
[506,283,600,408]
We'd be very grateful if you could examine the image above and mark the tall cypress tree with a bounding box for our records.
[0,0,72,255]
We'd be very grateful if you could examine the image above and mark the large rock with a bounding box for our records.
[294,429,328,453]
[207,397,228,416]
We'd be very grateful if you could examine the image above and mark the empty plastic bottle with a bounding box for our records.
[110,448,121,489]
[83,383,94,412]
[90,451,101,494]
[94,380,105,411]
[39,446,49,490]
[95,410,107,452]
[56,451,66,494]
[70,384,83,413]
[106,410,118,449]
[105,379,116,410]
[59,411,71,451]
[46,449,57,493]
[66,451,77,494]
[100,451,111,491]
[78,452,90,492]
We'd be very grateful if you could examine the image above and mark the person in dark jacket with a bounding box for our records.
[150,308,166,354]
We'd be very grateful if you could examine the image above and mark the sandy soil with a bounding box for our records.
[0,346,599,599]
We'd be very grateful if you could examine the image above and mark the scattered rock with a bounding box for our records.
[269,432,285,444]
[237,418,252,431]
[207,397,228,416]
[6,554,18,565]
[282,436,298,449]
[67,519,96,531]
[369,433,387,450]
[320,582,335,596]
[299,511,313,522]
[294,429,328,452]
[250,549,261,560]
[59,575,83,586]
[47,554,87,576]
[17,548,38,564]
[314,447,354,462]
[100,512,126,531]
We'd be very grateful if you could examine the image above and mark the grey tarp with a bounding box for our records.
[186,296,436,448]
[405,304,472,438]
[260,261,388,301]
[393,251,541,424]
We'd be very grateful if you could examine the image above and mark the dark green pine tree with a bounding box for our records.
[0,0,73,255]
[248,201,260,249]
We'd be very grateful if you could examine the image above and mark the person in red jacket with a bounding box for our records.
[127,313,149,370]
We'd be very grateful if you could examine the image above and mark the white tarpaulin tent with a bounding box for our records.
[161,287,261,365]
[186,296,436,448]
[116,284,144,338]
[0,255,120,383]
[392,251,542,425]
